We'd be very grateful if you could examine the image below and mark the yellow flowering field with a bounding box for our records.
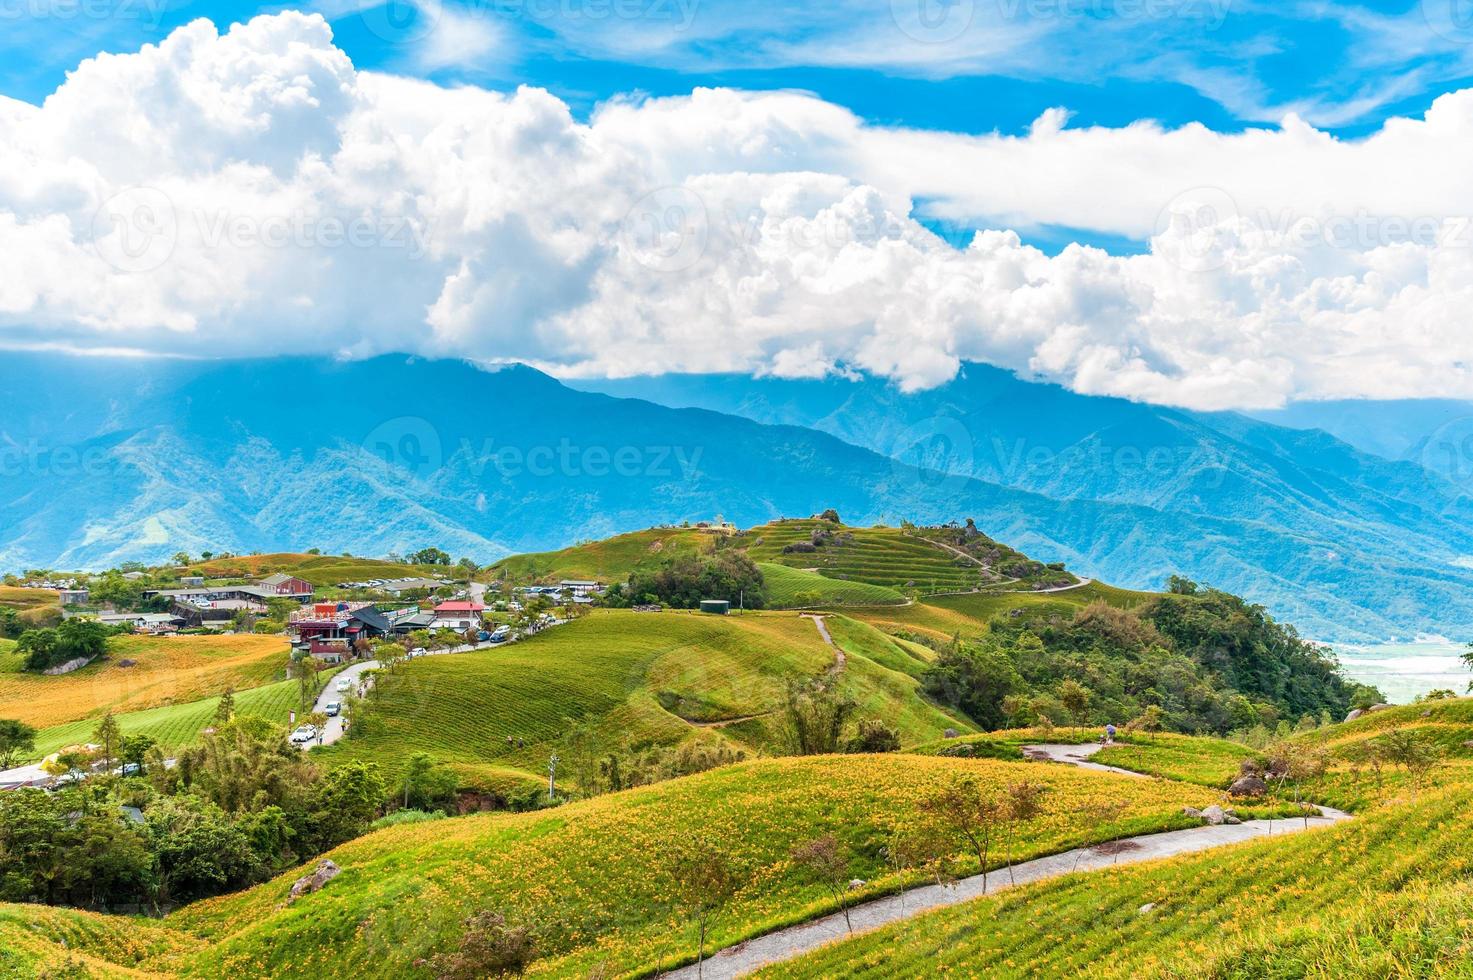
[162,753,1213,978]
[756,781,1473,979]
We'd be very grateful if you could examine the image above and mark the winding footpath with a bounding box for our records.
[666,741,1351,979]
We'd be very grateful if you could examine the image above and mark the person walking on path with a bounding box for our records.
[1103,723,1117,745]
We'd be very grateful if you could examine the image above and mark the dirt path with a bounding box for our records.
[801,613,844,672]
[663,744,1351,979]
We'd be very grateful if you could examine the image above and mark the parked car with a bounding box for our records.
[324,702,341,717]
[290,724,318,744]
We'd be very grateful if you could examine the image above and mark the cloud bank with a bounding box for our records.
[4,12,1473,409]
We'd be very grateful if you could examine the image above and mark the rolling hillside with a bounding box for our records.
[0,633,290,729]
[186,553,454,586]
[317,610,973,790]
[487,527,718,583]
[0,754,1212,979]
[743,520,989,592]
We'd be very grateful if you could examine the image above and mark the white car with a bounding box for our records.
[290,724,318,744]
[335,679,354,692]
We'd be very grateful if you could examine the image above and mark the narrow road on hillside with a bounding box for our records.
[801,613,844,672]
[664,743,1351,980]
[1021,741,1147,777]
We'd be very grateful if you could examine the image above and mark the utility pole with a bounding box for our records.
[547,753,559,801]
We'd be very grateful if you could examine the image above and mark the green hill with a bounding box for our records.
[757,562,907,607]
[742,519,987,592]
[317,610,973,790]
[487,527,718,584]
[0,754,1213,979]
[186,553,454,587]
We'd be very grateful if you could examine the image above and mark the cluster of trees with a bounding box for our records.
[603,553,767,610]
[0,715,390,911]
[919,585,1383,736]
[14,618,116,672]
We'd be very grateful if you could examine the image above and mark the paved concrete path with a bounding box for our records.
[1021,740,1149,778]
[665,744,1351,979]
[800,614,844,672]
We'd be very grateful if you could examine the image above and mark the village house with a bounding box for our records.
[259,572,313,599]
[430,600,484,631]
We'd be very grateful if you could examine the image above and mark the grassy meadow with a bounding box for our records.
[0,754,1217,979]
[487,528,718,583]
[0,633,289,730]
[316,609,971,789]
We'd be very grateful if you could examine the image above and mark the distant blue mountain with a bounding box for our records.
[577,365,1473,642]
[1248,398,1473,483]
[3,353,1473,642]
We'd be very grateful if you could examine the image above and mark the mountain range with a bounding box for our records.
[4,352,1473,642]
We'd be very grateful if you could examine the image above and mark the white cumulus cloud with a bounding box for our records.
[4,12,1473,410]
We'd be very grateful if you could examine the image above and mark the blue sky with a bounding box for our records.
[8,0,1473,140]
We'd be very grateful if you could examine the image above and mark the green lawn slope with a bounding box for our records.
[316,610,971,789]
[186,553,453,587]
[487,527,717,584]
[758,562,907,607]
[742,520,984,592]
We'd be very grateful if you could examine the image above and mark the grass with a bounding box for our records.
[1094,734,1261,787]
[844,580,1159,644]
[755,779,1473,979]
[0,633,290,729]
[743,520,986,592]
[24,672,329,762]
[0,753,1217,979]
[487,527,717,584]
[0,585,59,611]
[185,553,453,587]
[316,610,969,789]
[758,563,907,608]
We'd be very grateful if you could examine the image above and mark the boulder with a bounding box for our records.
[847,878,867,891]
[1228,775,1268,798]
[117,659,137,668]
[288,859,341,901]
[1137,903,1156,915]
[943,728,959,739]
[1344,709,1363,722]
[1181,806,1203,819]
[1200,804,1228,826]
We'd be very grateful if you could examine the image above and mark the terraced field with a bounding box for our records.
[0,633,290,729]
[487,527,718,583]
[758,562,907,607]
[844,579,1159,643]
[743,520,985,592]
[317,610,969,789]
[0,754,1216,979]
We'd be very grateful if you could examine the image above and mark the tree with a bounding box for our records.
[213,687,237,725]
[1124,705,1166,739]
[665,835,739,978]
[844,719,901,753]
[119,734,157,774]
[398,752,459,812]
[304,760,386,852]
[921,641,1021,730]
[92,711,121,771]
[782,678,855,755]
[1058,679,1090,729]
[922,777,1003,894]
[1377,728,1445,801]
[1265,738,1330,830]
[0,718,37,768]
[291,656,322,710]
[1001,781,1046,885]
[426,910,537,978]
[790,834,856,933]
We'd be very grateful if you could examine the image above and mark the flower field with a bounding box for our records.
[0,633,290,729]
[756,779,1473,979]
[155,753,1214,979]
[1093,734,1261,787]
